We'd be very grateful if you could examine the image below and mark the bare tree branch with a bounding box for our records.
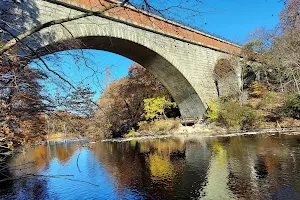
[1,26,103,112]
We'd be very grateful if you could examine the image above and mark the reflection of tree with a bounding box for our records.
[3,143,79,199]
[225,135,300,199]
[91,138,215,199]
[9,143,78,175]
[254,154,268,179]
[226,136,259,198]
[54,144,77,164]
[7,135,299,199]
[139,139,185,156]
[91,141,147,189]
[91,138,189,198]
[149,153,173,180]
[33,145,48,170]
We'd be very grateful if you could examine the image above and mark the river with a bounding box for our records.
[1,133,300,199]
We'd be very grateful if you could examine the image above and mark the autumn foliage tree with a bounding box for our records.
[242,0,300,93]
[95,63,179,137]
[0,55,49,148]
[143,96,177,120]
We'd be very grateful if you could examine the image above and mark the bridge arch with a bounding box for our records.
[20,1,240,118]
[36,34,206,118]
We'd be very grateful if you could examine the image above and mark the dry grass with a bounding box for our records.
[244,92,300,129]
[128,118,181,137]
[46,132,78,141]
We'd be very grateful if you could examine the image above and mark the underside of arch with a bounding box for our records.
[37,36,206,118]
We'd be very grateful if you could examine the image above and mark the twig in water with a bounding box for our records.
[76,152,82,173]
[27,174,99,187]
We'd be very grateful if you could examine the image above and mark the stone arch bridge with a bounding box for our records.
[6,0,242,118]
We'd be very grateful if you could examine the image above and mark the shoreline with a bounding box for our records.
[6,126,300,157]
[42,126,300,144]
[100,126,300,142]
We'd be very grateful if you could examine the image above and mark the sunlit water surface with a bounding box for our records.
[1,133,300,199]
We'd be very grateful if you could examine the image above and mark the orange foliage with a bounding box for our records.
[279,0,300,32]
[1,54,49,148]
[96,63,177,137]
[250,81,268,97]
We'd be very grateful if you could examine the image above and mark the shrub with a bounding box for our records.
[250,81,268,97]
[214,58,233,78]
[279,94,300,119]
[143,96,177,120]
[138,119,180,135]
[205,100,219,121]
[258,91,282,110]
[218,99,262,129]
[124,127,140,138]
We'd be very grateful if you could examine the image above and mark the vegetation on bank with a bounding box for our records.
[205,0,300,130]
[205,90,300,130]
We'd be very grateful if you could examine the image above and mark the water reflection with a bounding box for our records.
[200,141,235,200]
[1,134,300,199]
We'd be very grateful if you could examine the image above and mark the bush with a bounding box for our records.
[124,128,140,138]
[143,96,177,120]
[138,119,180,135]
[250,81,268,97]
[279,94,300,119]
[205,100,219,121]
[218,99,262,129]
[257,91,282,110]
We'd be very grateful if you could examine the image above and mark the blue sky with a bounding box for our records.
[195,0,285,44]
[31,0,285,101]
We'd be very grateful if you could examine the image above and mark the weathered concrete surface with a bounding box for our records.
[3,0,242,118]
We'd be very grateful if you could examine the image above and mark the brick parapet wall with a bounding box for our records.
[55,0,241,54]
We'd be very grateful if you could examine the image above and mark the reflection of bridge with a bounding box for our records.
[15,0,241,118]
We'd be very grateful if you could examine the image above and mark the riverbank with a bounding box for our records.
[101,124,300,142]
[42,120,300,143]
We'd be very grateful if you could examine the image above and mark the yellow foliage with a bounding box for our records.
[250,81,267,97]
[211,142,227,166]
[205,100,219,121]
[124,127,140,138]
[149,153,173,180]
[105,123,112,129]
[0,122,15,150]
[143,96,177,120]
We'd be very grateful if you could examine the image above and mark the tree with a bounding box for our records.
[59,85,97,118]
[279,0,300,33]
[143,96,177,120]
[95,63,179,137]
[242,0,300,93]
[0,55,50,147]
